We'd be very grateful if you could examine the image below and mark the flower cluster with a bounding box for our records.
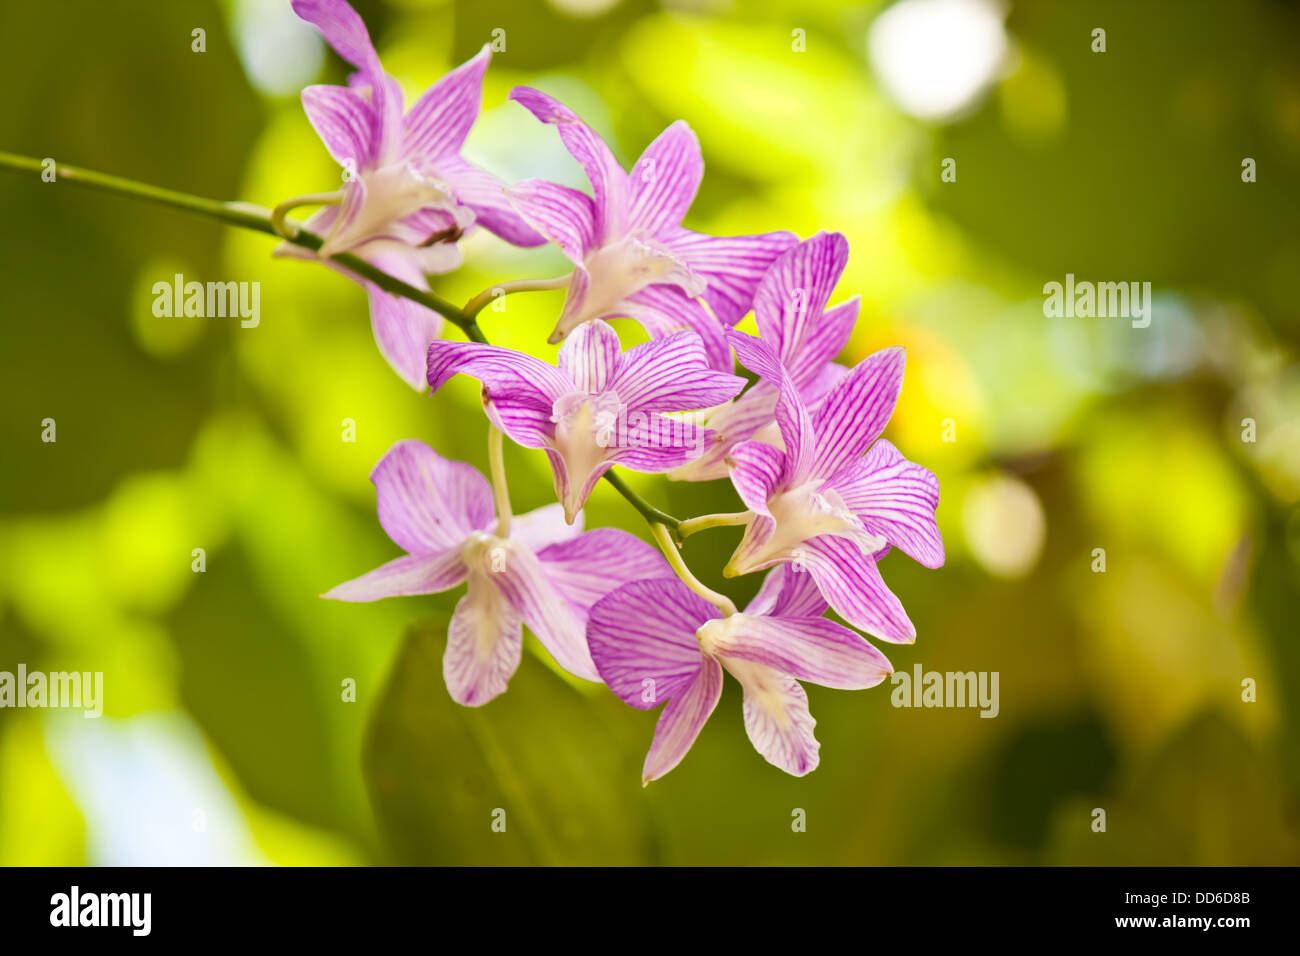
[298,0,943,781]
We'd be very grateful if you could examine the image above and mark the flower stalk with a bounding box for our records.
[650,524,736,617]
[0,151,688,555]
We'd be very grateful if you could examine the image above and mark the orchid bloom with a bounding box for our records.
[588,566,893,781]
[279,0,545,388]
[427,320,745,522]
[323,440,668,705]
[671,231,859,481]
[503,87,797,369]
[721,330,944,644]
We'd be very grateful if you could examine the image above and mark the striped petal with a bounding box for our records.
[292,0,377,71]
[745,563,828,618]
[793,298,858,391]
[825,439,944,568]
[732,661,819,776]
[799,534,916,644]
[609,331,745,412]
[293,0,399,162]
[663,227,799,326]
[629,121,702,235]
[810,346,905,481]
[365,252,445,390]
[587,578,717,709]
[322,549,466,601]
[537,527,671,617]
[508,502,582,552]
[613,416,715,473]
[620,285,731,371]
[643,656,723,784]
[438,156,546,247]
[558,319,621,394]
[728,330,813,483]
[426,341,573,447]
[443,580,522,706]
[667,385,778,482]
[509,87,629,244]
[301,84,377,170]
[753,231,849,380]
[727,439,786,515]
[717,614,893,690]
[401,44,489,161]
[504,178,597,263]
[371,440,494,554]
[490,541,600,681]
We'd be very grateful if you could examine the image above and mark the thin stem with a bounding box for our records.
[601,471,681,534]
[0,151,471,331]
[462,274,571,319]
[650,524,737,617]
[0,152,674,543]
[271,190,342,239]
[678,511,751,539]
[488,426,512,537]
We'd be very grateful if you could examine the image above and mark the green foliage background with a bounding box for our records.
[1,0,1297,865]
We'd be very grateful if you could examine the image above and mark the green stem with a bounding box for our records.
[488,426,512,537]
[600,471,681,535]
[0,151,472,331]
[650,525,737,617]
[678,511,751,538]
[462,274,571,320]
[0,151,677,532]
[270,190,342,239]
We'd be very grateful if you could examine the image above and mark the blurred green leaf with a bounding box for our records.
[364,620,659,865]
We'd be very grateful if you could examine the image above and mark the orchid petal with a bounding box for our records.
[629,121,703,235]
[745,563,828,618]
[558,319,621,394]
[443,582,522,706]
[509,502,582,552]
[728,330,813,482]
[587,578,717,709]
[292,0,377,71]
[491,542,600,681]
[824,439,943,568]
[662,227,799,326]
[642,657,723,784]
[727,439,786,515]
[537,527,671,617]
[667,386,778,482]
[321,549,466,601]
[753,231,848,371]
[426,341,573,448]
[301,84,377,170]
[810,346,905,480]
[613,417,715,473]
[621,284,731,371]
[365,252,445,390]
[799,534,916,644]
[371,440,494,554]
[509,87,630,243]
[720,615,892,690]
[438,157,547,247]
[401,44,489,160]
[543,447,610,523]
[505,179,596,264]
[792,297,858,390]
[732,662,819,776]
[609,331,745,412]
